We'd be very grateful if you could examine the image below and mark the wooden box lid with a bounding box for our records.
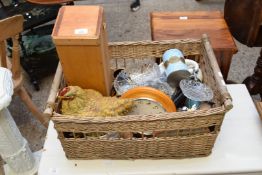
[150,11,237,51]
[52,6,103,45]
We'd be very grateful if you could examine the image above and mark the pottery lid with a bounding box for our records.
[52,6,103,45]
[0,68,13,110]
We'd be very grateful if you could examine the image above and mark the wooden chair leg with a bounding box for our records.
[243,48,262,99]
[256,102,262,120]
[16,86,49,128]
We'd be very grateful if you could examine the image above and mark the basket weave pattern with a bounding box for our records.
[49,36,232,159]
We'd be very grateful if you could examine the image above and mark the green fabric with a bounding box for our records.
[22,35,55,55]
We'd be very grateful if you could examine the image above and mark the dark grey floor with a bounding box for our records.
[7,0,261,152]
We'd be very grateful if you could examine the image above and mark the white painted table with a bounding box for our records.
[38,84,262,175]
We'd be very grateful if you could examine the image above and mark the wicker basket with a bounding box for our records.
[44,34,233,159]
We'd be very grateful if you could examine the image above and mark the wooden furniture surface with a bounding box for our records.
[150,11,238,79]
[52,6,102,41]
[52,6,112,96]
[224,0,262,98]
[26,0,73,4]
[0,15,49,127]
[224,0,262,47]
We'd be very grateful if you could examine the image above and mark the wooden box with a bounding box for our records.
[52,6,112,96]
[150,11,238,79]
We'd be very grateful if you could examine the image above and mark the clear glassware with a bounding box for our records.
[179,79,213,101]
[114,63,174,96]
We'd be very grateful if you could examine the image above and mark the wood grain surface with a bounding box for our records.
[52,6,112,96]
[151,11,237,51]
[150,11,238,79]
[26,0,73,4]
[224,0,262,47]
[52,6,102,43]
[256,102,262,120]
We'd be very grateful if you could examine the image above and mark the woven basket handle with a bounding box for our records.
[202,34,233,111]
[44,62,63,117]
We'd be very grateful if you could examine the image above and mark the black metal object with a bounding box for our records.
[171,89,187,108]
[0,1,61,31]
[21,24,59,91]
[0,1,62,90]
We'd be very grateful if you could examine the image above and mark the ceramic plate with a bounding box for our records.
[121,86,176,113]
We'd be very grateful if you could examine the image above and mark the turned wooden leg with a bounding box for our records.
[243,48,262,99]
[256,102,262,120]
[16,86,49,128]
[213,49,237,82]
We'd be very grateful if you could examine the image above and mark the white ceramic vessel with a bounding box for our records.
[0,67,37,175]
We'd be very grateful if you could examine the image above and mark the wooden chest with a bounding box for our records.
[150,11,238,79]
[52,6,112,96]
